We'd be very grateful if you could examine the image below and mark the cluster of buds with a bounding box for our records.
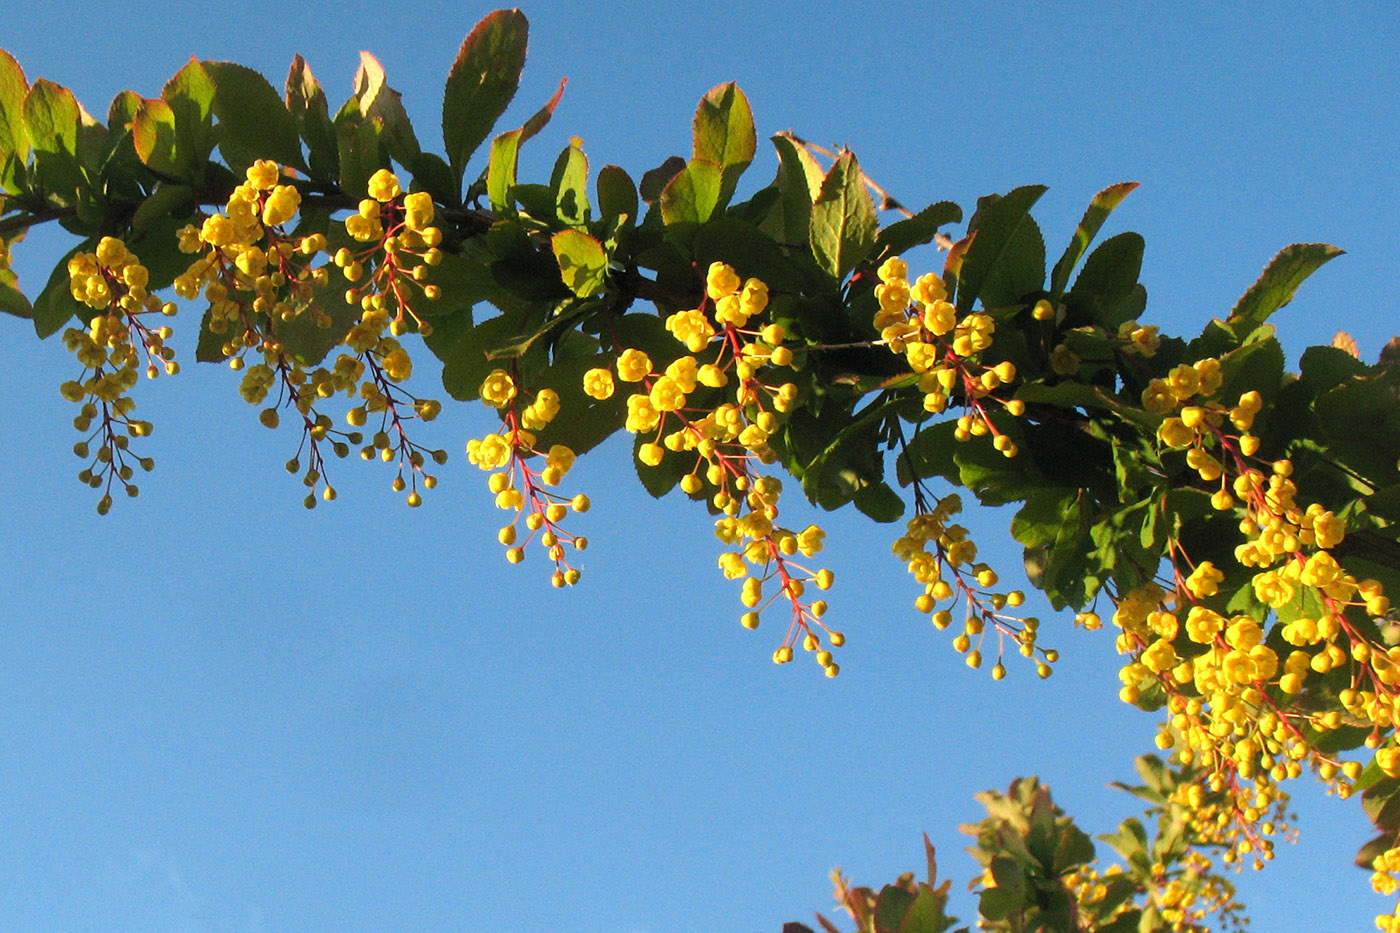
[60,237,174,511]
[585,262,840,673]
[469,369,588,587]
[893,493,1053,679]
[873,256,1025,455]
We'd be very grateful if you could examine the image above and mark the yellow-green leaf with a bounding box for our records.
[551,228,607,297]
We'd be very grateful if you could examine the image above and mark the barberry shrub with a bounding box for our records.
[2,10,1398,931]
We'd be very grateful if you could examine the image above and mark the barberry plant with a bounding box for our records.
[2,10,1398,930]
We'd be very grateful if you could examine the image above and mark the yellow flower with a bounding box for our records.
[403,191,434,231]
[546,444,575,473]
[625,393,660,433]
[261,185,300,227]
[480,369,517,408]
[739,278,768,317]
[648,375,686,412]
[469,433,512,470]
[875,279,910,313]
[583,367,615,400]
[245,159,280,190]
[698,364,727,388]
[616,348,652,382]
[665,356,699,393]
[665,308,716,352]
[706,261,740,300]
[912,273,947,306]
[1156,417,1194,449]
[1184,606,1225,644]
[381,346,412,382]
[1185,561,1224,599]
[877,256,907,283]
[797,524,825,556]
[368,168,402,202]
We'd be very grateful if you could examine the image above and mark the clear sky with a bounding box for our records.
[1,1,1397,930]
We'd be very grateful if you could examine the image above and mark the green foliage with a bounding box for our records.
[1,12,1397,932]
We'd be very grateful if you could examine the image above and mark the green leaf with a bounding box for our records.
[692,82,755,208]
[23,79,85,200]
[160,57,215,180]
[1015,382,1158,430]
[951,416,1042,507]
[551,229,607,298]
[105,89,141,135]
[353,51,419,167]
[203,60,306,172]
[975,214,1044,310]
[31,243,87,338]
[691,218,811,294]
[1216,333,1285,418]
[1049,182,1138,297]
[131,98,180,177]
[596,164,637,228]
[285,55,337,181]
[639,156,685,207]
[954,185,1046,313]
[1050,823,1096,875]
[1314,371,1400,489]
[0,278,31,318]
[414,242,510,321]
[757,133,823,246]
[276,283,359,367]
[898,886,957,933]
[336,117,383,200]
[853,482,905,522]
[1011,487,1094,609]
[550,140,590,227]
[793,394,896,509]
[809,151,877,281]
[1068,231,1143,329]
[1227,242,1344,330]
[130,183,192,230]
[0,49,30,175]
[98,91,144,192]
[875,201,963,258]
[874,884,919,932]
[485,76,566,212]
[633,433,691,498]
[440,315,525,401]
[194,305,231,363]
[405,151,456,207]
[533,352,626,456]
[977,886,1028,923]
[897,419,959,487]
[442,9,527,191]
[1099,816,1149,864]
[659,158,722,228]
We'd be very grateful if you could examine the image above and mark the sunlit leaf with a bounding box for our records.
[442,9,527,190]
[809,151,876,280]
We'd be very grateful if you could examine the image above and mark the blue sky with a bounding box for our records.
[1,2,1397,930]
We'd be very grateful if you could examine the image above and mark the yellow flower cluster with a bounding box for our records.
[1371,848,1400,932]
[587,262,838,671]
[1094,354,1400,865]
[335,168,443,337]
[59,237,174,511]
[169,162,446,507]
[1063,857,1244,933]
[872,256,1026,454]
[467,369,587,586]
[173,159,326,345]
[892,493,1051,678]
